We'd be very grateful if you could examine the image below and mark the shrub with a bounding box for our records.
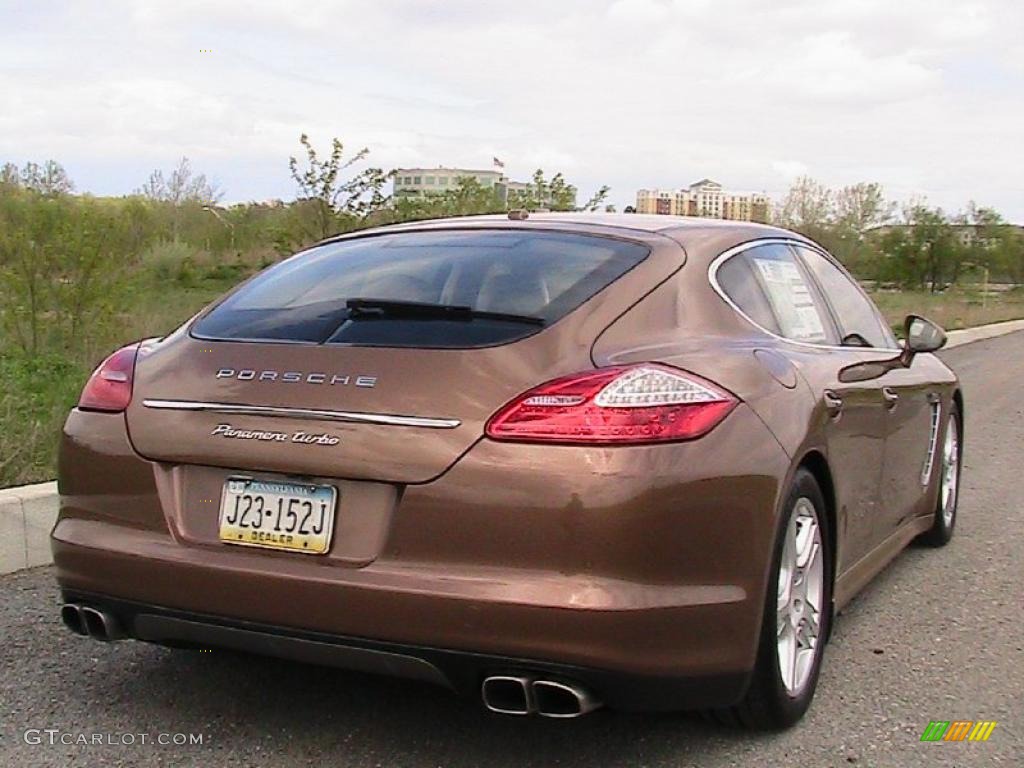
[139,239,195,283]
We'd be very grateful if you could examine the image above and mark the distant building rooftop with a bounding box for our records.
[635,180,770,223]
[392,165,574,208]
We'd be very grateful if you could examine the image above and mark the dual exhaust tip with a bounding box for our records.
[60,603,123,642]
[481,675,601,718]
[61,605,598,717]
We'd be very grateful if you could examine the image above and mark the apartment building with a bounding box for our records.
[636,179,771,222]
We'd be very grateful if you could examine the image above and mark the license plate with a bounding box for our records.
[218,477,337,555]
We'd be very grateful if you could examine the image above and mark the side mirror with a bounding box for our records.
[839,314,947,383]
[903,314,947,355]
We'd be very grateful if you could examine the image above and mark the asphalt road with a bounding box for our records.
[2,332,1022,768]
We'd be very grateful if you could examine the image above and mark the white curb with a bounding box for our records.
[944,318,1024,348]
[1,317,1022,576]
[0,481,58,575]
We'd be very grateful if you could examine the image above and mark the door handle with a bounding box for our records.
[823,390,843,416]
[882,387,899,409]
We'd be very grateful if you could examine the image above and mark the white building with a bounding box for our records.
[393,167,504,195]
[393,166,575,209]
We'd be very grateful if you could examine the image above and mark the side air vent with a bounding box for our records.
[920,401,942,485]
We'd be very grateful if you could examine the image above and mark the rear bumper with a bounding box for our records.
[52,521,756,695]
[54,405,790,711]
[58,589,751,711]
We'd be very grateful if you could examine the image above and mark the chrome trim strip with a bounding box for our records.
[142,399,461,429]
[707,238,903,354]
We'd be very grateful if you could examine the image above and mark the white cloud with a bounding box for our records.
[607,0,673,24]
[753,32,938,104]
[772,161,810,180]
[0,0,1021,218]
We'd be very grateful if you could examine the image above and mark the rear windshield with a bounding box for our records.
[192,230,649,347]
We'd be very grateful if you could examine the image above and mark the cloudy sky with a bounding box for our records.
[1,0,1021,218]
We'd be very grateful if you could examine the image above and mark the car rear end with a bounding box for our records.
[53,219,788,714]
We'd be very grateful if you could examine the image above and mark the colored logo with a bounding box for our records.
[920,721,997,742]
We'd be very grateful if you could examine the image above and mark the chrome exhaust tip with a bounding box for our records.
[60,603,87,636]
[79,606,123,642]
[532,680,601,718]
[481,676,533,715]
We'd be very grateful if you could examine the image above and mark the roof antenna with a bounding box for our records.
[507,209,529,221]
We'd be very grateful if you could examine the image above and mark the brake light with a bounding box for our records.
[78,344,140,412]
[486,364,738,444]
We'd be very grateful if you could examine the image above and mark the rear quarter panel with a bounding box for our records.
[591,230,818,461]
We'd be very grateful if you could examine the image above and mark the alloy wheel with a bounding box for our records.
[940,417,960,527]
[776,497,824,697]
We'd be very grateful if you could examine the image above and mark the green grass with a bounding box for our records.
[0,353,91,487]
[0,274,240,488]
[869,288,1024,333]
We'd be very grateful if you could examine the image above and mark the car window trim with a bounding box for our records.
[708,238,902,354]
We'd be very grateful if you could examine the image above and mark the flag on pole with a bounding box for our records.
[493,157,505,169]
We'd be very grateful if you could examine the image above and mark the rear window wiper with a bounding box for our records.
[345,298,545,326]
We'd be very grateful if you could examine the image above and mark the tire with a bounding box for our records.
[717,468,832,729]
[918,403,961,548]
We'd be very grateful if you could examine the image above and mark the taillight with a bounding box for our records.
[78,344,140,412]
[486,364,738,444]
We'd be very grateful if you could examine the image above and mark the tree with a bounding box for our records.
[388,168,608,222]
[137,157,223,241]
[386,175,505,224]
[582,186,612,212]
[504,170,594,212]
[878,203,962,292]
[963,203,1024,286]
[997,228,1024,285]
[288,134,390,240]
[24,160,75,195]
[444,176,505,216]
[834,182,894,235]
[774,178,900,279]
[139,157,221,206]
[830,182,895,276]
[545,172,578,211]
[0,160,75,195]
[0,162,20,189]
[0,192,131,355]
[775,176,833,240]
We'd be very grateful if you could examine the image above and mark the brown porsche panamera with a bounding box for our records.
[53,213,961,728]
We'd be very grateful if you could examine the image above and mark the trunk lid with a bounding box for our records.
[125,225,683,483]
[127,333,586,483]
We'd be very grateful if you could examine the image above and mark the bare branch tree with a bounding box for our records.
[16,160,75,195]
[288,134,390,239]
[775,176,833,231]
[138,157,222,205]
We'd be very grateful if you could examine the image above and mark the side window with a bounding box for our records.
[718,244,835,344]
[794,246,895,348]
[716,253,781,335]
